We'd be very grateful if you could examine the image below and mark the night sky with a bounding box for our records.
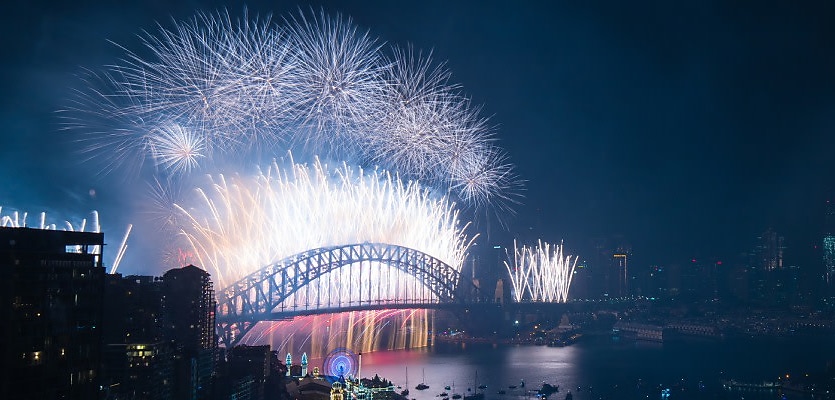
[3,1,835,274]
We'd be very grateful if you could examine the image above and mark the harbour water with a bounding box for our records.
[342,335,835,400]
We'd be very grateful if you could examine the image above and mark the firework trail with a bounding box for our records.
[0,207,131,273]
[505,240,578,303]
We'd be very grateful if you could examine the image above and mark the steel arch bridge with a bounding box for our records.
[216,242,472,347]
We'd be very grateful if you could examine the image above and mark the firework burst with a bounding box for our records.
[148,123,205,174]
[67,8,522,214]
[284,8,386,148]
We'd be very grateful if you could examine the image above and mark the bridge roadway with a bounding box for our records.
[216,300,579,321]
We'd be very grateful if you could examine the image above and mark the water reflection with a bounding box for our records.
[313,336,835,400]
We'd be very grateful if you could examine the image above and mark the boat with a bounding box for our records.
[438,393,448,397]
[463,370,484,400]
[564,392,573,400]
[401,366,410,396]
[445,386,451,391]
[538,383,559,396]
[508,385,517,389]
[416,368,429,390]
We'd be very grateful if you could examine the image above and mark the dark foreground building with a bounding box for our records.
[0,227,105,400]
[162,265,218,400]
[101,274,173,400]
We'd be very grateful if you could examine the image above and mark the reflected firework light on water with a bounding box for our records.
[505,240,579,303]
[240,310,433,360]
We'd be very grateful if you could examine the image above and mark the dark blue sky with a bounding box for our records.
[2,1,835,274]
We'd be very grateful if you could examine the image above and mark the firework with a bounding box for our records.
[505,240,578,303]
[147,123,205,174]
[283,9,386,148]
[1,206,99,232]
[67,8,521,211]
[174,156,475,288]
[63,10,295,178]
[118,9,296,149]
[0,207,131,274]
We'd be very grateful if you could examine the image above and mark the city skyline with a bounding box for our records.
[2,1,835,274]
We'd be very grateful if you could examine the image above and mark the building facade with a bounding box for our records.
[0,227,105,400]
[162,265,218,400]
[101,274,173,400]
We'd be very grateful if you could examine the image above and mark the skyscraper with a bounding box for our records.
[756,228,785,272]
[748,229,787,306]
[0,227,105,400]
[613,251,629,297]
[101,274,173,400]
[824,200,835,290]
[162,265,218,400]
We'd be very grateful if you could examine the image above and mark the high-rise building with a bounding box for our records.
[824,236,835,286]
[101,274,173,400]
[586,236,631,299]
[613,251,629,298]
[824,200,835,290]
[216,345,272,400]
[755,228,784,272]
[0,227,105,400]
[677,258,719,301]
[748,229,788,306]
[162,265,218,400]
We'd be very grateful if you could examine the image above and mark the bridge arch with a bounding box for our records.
[216,242,469,347]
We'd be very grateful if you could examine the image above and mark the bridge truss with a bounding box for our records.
[216,242,471,347]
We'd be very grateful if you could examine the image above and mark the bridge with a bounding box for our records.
[216,242,477,347]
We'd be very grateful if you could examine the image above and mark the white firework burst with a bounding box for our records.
[449,144,522,217]
[64,11,294,176]
[62,68,160,178]
[148,123,206,173]
[68,7,522,216]
[284,8,387,148]
[368,47,460,180]
[128,9,296,142]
